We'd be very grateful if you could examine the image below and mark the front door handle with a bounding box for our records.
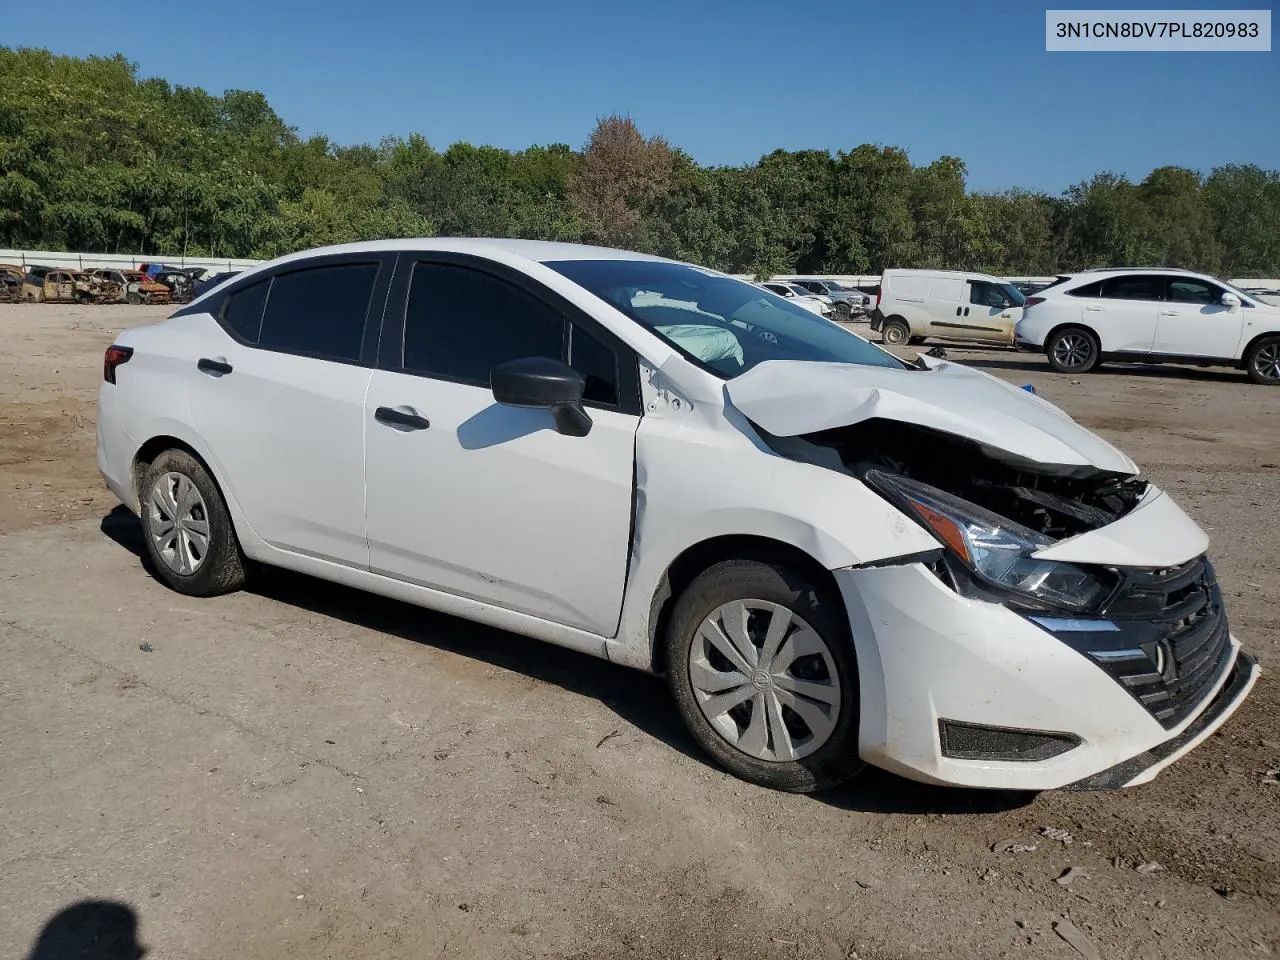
[198,357,232,376]
[375,406,430,431]
[1085,306,1104,312]
[1160,310,1179,316]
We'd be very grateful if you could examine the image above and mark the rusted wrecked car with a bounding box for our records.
[0,264,25,302]
[90,269,173,305]
[150,268,203,304]
[20,270,121,303]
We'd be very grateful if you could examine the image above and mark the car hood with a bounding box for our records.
[725,356,1138,476]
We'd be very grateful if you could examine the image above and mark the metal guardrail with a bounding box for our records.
[0,248,263,274]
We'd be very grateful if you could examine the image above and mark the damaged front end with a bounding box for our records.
[799,418,1147,615]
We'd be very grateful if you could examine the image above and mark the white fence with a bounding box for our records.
[0,248,263,274]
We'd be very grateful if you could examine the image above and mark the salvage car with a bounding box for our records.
[1015,268,1280,385]
[786,279,870,321]
[20,269,116,303]
[90,269,173,305]
[759,281,833,317]
[0,264,25,302]
[97,239,1258,793]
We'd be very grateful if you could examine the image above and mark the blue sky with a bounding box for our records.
[7,0,1277,193]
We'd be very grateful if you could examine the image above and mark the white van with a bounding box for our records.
[871,269,1026,347]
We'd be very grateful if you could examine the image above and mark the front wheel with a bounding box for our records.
[1245,336,1280,385]
[1046,326,1100,374]
[665,560,862,793]
[833,301,852,322]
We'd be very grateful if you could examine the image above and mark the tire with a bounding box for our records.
[881,317,910,346]
[1245,336,1280,386]
[139,449,246,596]
[127,292,142,305]
[833,301,852,322]
[665,559,862,793]
[1046,326,1100,374]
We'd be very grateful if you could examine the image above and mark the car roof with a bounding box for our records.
[256,238,674,270]
[883,268,1006,283]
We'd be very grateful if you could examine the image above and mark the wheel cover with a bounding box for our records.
[884,324,907,345]
[1052,332,1092,368]
[1254,343,1280,382]
[688,600,841,762]
[148,472,211,576]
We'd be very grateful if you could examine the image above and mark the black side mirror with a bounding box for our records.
[490,356,591,437]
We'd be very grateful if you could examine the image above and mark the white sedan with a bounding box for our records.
[759,281,833,317]
[97,239,1256,793]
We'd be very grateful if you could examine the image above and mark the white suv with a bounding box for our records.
[1015,268,1280,385]
[97,239,1256,794]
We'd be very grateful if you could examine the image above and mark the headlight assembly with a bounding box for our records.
[866,470,1111,612]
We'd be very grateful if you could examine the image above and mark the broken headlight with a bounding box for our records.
[866,471,1110,612]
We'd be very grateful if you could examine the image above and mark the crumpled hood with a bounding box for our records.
[726,356,1138,476]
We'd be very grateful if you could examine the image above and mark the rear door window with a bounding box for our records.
[221,279,270,343]
[1101,276,1164,301]
[258,262,379,362]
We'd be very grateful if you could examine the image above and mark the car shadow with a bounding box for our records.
[25,899,146,960]
[99,506,1036,816]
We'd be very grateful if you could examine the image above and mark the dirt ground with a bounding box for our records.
[1,303,1278,960]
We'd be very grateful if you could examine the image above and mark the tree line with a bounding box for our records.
[2,48,1278,278]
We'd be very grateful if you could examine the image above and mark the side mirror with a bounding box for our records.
[1220,292,1240,308]
[490,356,591,437]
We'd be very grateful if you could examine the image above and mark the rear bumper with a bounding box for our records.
[868,308,885,332]
[1013,335,1042,353]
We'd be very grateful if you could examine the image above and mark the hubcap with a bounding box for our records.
[688,600,841,762]
[1254,343,1280,382]
[148,472,211,576]
[1053,333,1092,368]
[885,325,907,345]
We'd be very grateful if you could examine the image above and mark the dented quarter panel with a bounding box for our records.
[1031,484,1209,567]
[725,356,1139,475]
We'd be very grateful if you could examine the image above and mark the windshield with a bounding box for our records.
[999,282,1027,306]
[545,259,905,379]
[822,280,845,291]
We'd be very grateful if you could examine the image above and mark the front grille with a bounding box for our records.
[1088,556,1233,729]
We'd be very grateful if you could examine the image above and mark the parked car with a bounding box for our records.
[20,269,119,303]
[871,269,1026,347]
[786,279,870,321]
[0,264,25,302]
[759,281,832,317]
[1015,268,1280,385]
[89,269,174,305]
[193,270,241,299]
[97,239,1257,794]
[151,268,202,303]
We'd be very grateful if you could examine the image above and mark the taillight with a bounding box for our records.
[104,345,133,383]
[873,285,881,309]
[1024,296,1046,309]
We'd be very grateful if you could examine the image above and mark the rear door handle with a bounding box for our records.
[1160,310,1179,316]
[197,357,232,376]
[375,406,430,431]
[1085,306,1104,312]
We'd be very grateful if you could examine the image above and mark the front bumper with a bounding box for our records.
[833,563,1257,790]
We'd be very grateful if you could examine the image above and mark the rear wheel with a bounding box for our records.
[139,449,246,596]
[881,317,910,346]
[665,560,862,793]
[1245,336,1280,385]
[1046,326,1100,374]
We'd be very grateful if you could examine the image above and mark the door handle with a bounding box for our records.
[375,406,430,431]
[1085,306,1104,312]
[1160,310,1179,316]
[197,357,232,376]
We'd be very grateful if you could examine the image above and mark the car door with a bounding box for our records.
[363,255,642,637]
[1089,275,1163,353]
[1151,275,1245,358]
[924,276,965,337]
[962,280,1019,343]
[185,253,393,566]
